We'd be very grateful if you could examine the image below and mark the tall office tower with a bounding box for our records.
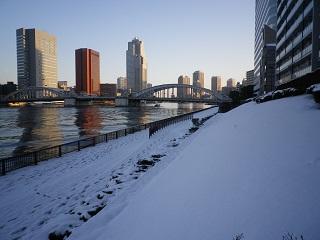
[254,0,277,94]
[177,75,191,98]
[192,71,204,88]
[276,0,320,86]
[75,48,100,96]
[260,25,277,93]
[16,28,57,89]
[227,78,237,88]
[126,38,147,93]
[117,77,128,90]
[211,76,222,93]
[192,71,204,97]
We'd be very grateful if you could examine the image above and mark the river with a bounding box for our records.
[0,102,209,159]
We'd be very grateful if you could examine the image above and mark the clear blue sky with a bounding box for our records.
[0,0,254,88]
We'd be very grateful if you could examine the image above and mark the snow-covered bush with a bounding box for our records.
[256,88,303,104]
[306,83,320,103]
[272,90,284,100]
[306,83,320,94]
[255,92,272,103]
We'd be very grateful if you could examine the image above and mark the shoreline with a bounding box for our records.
[0,106,217,175]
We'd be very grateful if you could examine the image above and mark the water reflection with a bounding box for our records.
[13,106,63,155]
[75,106,103,137]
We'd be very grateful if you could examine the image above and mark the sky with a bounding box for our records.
[0,0,254,89]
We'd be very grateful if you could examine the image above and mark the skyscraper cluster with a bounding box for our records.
[16,30,147,96]
[176,71,236,99]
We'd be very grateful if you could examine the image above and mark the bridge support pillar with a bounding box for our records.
[64,98,76,106]
[115,97,129,107]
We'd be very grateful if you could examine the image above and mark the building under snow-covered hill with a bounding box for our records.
[69,94,320,240]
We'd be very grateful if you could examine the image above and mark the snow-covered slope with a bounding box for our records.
[70,95,320,240]
[0,107,217,240]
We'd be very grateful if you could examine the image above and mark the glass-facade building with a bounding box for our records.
[254,0,277,93]
[126,38,147,93]
[276,0,320,86]
[16,28,57,89]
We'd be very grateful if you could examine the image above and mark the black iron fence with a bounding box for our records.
[0,106,216,176]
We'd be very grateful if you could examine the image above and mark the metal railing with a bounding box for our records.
[0,107,216,175]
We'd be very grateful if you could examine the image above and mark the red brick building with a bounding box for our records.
[75,48,100,95]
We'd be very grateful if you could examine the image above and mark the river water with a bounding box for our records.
[0,103,208,159]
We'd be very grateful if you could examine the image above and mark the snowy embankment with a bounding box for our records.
[0,107,217,240]
[69,95,320,240]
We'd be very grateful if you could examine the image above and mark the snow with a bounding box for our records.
[0,107,218,240]
[312,83,320,92]
[68,95,320,240]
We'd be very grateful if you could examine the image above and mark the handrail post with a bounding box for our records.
[106,133,108,142]
[78,141,80,151]
[34,152,38,165]
[125,129,127,136]
[58,145,62,157]
[116,131,118,139]
[1,160,5,175]
[92,137,96,146]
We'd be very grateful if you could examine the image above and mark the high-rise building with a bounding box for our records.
[75,48,100,96]
[276,0,320,86]
[211,76,222,93]
[245,70,254,86]
[177,75,190,98]
[260,25,277,93]
[192,71,204,88]
[117,77,128,90]
[243,69,255,86]
[254,0,277,93]
[192,71,204,97]
[16,28,57,89]
[126,38,147,93]
[227,78,236,88]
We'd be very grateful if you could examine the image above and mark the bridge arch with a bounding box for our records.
[3,87,74,102]
[133,84,231,102]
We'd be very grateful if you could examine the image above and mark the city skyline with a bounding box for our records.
[0,0,254,89]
